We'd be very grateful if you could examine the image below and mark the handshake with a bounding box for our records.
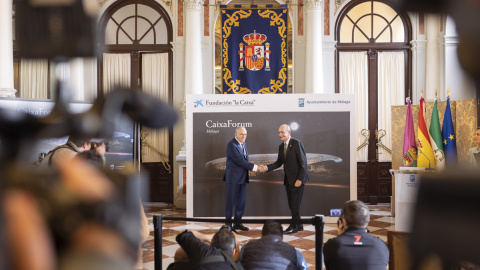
[256,164,268,172]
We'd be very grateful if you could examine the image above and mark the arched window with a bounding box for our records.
[98,0,173,94]
[339,1,406,43]
[102,2,171,46]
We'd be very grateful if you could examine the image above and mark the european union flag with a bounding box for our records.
[442,97,457,166]
[221,7,288,94]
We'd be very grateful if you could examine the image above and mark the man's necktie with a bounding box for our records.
[284,142,288,158]
[242,144,247,158]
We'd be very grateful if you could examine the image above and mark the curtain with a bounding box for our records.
[52,58,97,101]
[378,51,405,161]
[141,53,169,163]
[102,53,131,94]
[20,59,48,99]
[339,52,369,162]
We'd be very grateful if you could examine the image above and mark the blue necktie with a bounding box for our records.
[242,144,247,158]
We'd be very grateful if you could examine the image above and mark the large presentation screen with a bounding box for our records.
[186,94,356,218]
[0,98,135,170]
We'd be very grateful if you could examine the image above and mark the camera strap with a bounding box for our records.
[46,144,77,167]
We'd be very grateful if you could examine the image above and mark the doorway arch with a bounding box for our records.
[98,0,175,203]
[335,0,412,204]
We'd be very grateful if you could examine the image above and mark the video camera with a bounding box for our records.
[1,0,178,269]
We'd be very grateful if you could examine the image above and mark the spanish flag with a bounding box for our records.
[417,97,435,168]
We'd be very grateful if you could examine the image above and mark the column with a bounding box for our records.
[410,40,427,102]
[0,0,16,97]
[424,14,439,101]
[439,16,475,100]
[179,0,204,208]
[184,0,204,95]
[304,0,323,94]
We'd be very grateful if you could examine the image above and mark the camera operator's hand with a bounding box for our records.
[2,158,137,270]
[2,189,56,270]
[336,218,346,235]
[57,156,114,202]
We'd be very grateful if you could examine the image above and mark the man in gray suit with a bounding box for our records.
[261,124,309,234]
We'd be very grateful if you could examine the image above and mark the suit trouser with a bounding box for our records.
[225,182,246,225]
[285,183,304,226]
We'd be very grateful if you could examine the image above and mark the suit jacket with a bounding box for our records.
[223,138,255,184]
[267,138,309,186]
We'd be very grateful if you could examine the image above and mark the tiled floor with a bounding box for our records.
[141,204,394,270]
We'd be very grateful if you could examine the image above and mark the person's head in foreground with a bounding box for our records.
[212,225,237,255]
[337,199,370,234]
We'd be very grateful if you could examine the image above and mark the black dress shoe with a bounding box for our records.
[224,224,237,233]
[284,225,298,234]
[233,223,250,231]
[297,224,304,231]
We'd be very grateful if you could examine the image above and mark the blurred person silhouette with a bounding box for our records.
[1,156,137,270]
[38,135,93,169]
[74,150,150,270]
[323,200,389,270]
[468,127,480,167]
[238,220,308,270]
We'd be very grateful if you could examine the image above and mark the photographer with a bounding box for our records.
[323,200,389,270]
[38,135,93,169]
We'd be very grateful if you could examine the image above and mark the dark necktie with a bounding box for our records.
[242,144,247,158]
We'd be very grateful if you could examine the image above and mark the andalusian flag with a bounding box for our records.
[402,98,417,167]
[429,99,445,169]
[417,97,435,168]
[442,97,458,166]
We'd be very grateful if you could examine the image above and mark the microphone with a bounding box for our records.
[417,147,432,169]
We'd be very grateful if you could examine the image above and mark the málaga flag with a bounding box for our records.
[429,99,445,169]
[442,96,458,166]
[417,97,435,168]
[402,98,417,167]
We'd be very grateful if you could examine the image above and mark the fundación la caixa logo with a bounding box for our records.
[194,99,255,107]
[194,100,204,107]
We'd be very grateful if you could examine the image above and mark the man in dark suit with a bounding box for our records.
[262,124,308,234]
[224,127,259,232]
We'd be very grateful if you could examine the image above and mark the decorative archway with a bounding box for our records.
[335,0,412,204]
[98,0,175,203]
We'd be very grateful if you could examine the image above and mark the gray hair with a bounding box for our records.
[341,200,370,228]
[235,127,246,134]
[280,124,291,132]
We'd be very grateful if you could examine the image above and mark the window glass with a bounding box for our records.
[339,0,405,44]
